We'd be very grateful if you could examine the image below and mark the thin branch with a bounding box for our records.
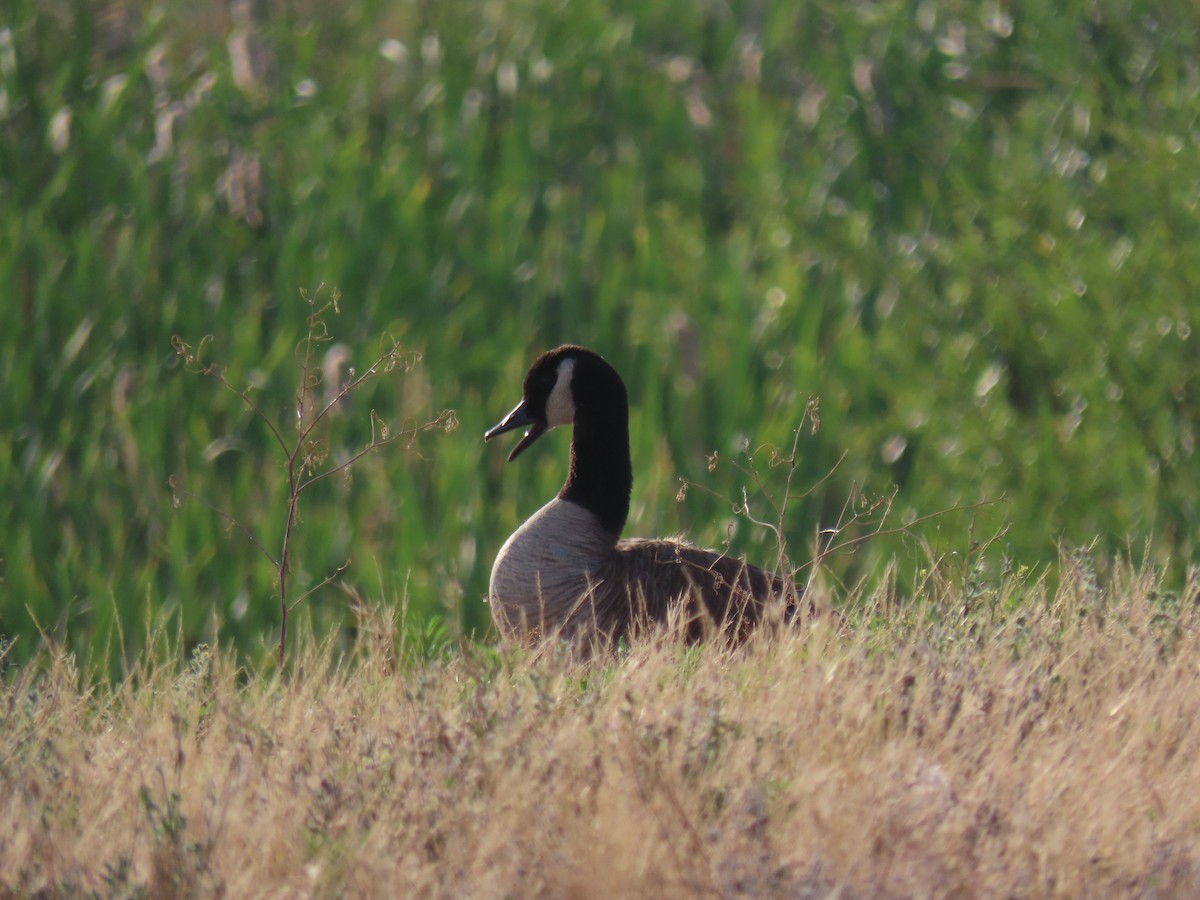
[299,345,414,443]
[735,487,781,540]
[225,381,292,461]
[679,445,844,527]
[297,410,456,494]
[289,560,352,612]
[172,335,292,460]
[168,475,279,568]
[293,284,332,433]
[795,497,1006,576]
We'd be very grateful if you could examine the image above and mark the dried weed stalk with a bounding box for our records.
[677,394,1003,612]
[170,286,457,663]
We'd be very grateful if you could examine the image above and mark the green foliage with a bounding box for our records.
[1,0,1196,671]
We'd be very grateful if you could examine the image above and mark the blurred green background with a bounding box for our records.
[2,0,1197,671]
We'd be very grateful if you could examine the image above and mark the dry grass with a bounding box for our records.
[3,562,1200,898]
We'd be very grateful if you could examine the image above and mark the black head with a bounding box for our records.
[484,345,626,461]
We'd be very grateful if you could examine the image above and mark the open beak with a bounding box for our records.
[484,399,547,461]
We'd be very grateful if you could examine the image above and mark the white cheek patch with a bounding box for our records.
[544,358,577,427]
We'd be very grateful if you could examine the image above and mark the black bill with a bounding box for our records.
[484,400,547,461]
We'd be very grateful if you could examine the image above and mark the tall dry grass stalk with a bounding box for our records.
[3,561,1199,896]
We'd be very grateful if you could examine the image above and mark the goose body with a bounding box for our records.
[485,345,790,645]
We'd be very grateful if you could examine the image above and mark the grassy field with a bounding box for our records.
[2,1,1200,891]
[4,562,1200,896]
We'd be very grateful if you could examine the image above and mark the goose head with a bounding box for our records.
[484,345,626,461]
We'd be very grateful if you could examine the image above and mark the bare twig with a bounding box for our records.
[290,561,352,613]
[297,410,457,494]
[678,393,1003,609]
[171,335,292,461]
[167,474,279,568]
[171,286,456,664]
[798,497,1006,577]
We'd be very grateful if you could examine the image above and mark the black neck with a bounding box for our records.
[558,404,632,537]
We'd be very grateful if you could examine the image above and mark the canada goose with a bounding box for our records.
[484,345,796,645]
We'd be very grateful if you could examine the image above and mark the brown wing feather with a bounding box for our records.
[600,538,791,643]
